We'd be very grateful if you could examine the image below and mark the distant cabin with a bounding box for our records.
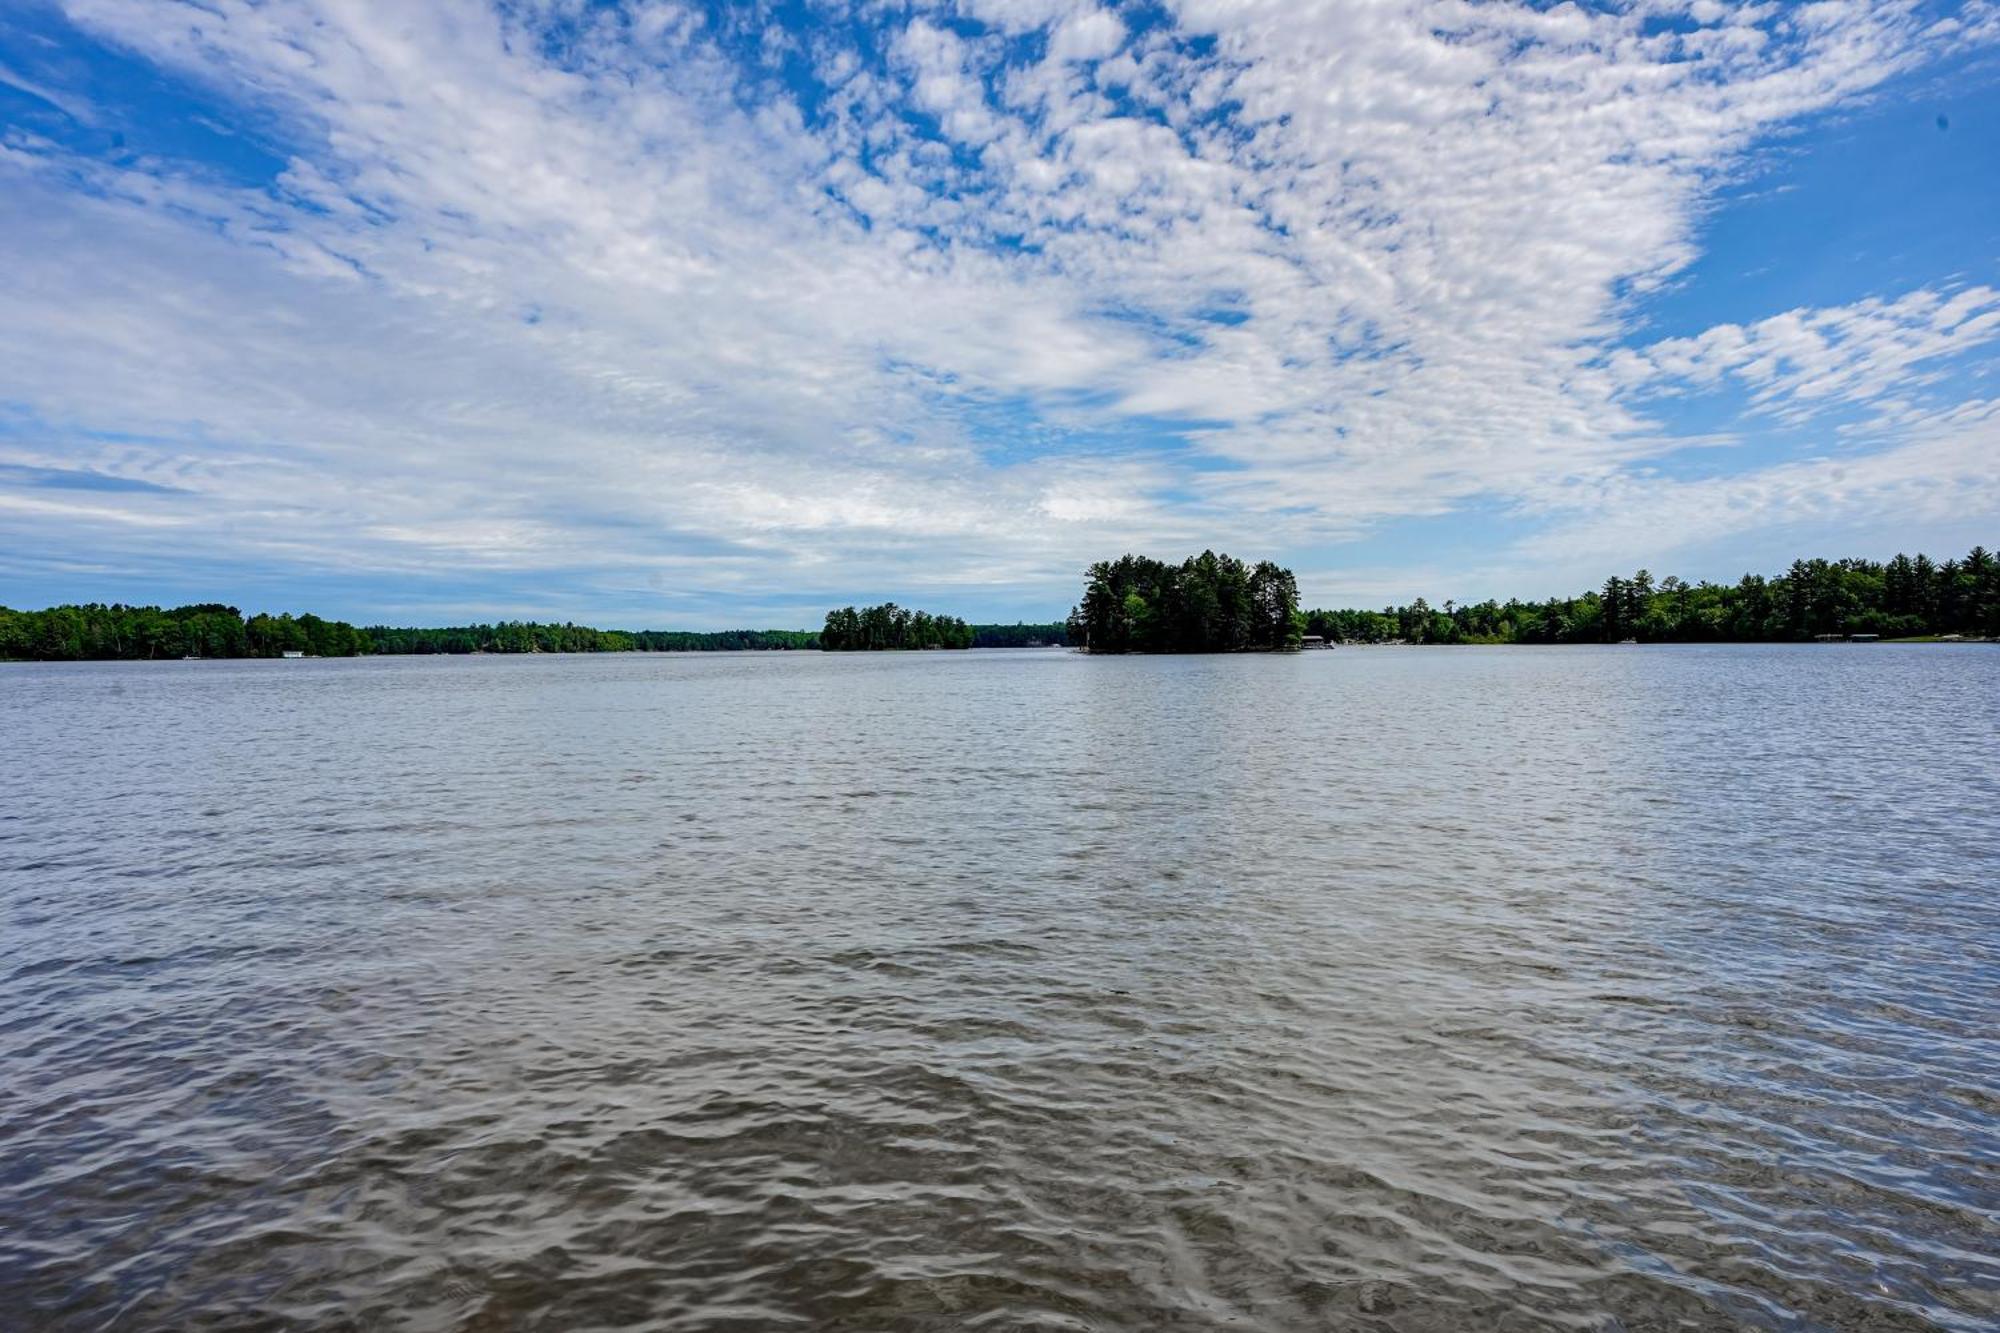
[281,650,306,658]
[1300,635,1328,649]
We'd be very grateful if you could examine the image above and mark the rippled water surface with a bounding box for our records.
[3,646,1997,1331]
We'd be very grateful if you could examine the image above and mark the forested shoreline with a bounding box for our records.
[0,605,833,660]
[364,624,824,654]
[971,622,1067,648]
[1304,546,1998,645]
[4,545,1992,660]
[0,603,1066,661]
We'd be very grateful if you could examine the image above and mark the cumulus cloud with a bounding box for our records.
[0,0,1993,619]
[1046,8,1126,63]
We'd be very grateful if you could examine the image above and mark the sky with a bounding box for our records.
[0,0,1996,629]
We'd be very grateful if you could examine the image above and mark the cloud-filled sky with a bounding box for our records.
[1,0,1996,627]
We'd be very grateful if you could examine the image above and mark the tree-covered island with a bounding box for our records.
[1067,551,1305,652]
[820,604,974,650]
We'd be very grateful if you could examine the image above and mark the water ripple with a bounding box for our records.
[2,647,1996,1330]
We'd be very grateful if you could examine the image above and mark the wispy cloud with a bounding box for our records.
[1615,285,2000,423]
[0,61,97,124]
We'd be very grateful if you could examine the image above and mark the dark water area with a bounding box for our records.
[2,646,1996,1332]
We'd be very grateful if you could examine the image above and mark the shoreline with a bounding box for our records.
[8,637,1995,666]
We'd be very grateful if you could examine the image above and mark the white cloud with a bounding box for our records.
[1047,8,1125,63]
[1510,398,2000,574]
[0,0,1993,619]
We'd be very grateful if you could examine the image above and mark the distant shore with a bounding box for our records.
[0,603,1068,662]
[5,543,1993,661]
[5,625,1993,665]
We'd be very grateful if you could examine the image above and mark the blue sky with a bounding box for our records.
[0,0,1995,627]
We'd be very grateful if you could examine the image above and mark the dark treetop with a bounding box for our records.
[1067,551,1304,653]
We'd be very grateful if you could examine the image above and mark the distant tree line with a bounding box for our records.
[821,604,974,650]
[0,606,821,660]
[0,603,1070,660]
[971,622,1068,647]
[360,623,821,654]
[15,545,1984,662]
[1304,547,2000,644]
[1067,551,1303,652]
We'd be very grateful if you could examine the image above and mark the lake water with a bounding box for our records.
[2,646,1996,1331]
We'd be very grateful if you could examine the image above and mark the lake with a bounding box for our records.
[2,646,1995,1331]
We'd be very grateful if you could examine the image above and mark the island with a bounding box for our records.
[820,604,974,650]
[1067,551,1305,653]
